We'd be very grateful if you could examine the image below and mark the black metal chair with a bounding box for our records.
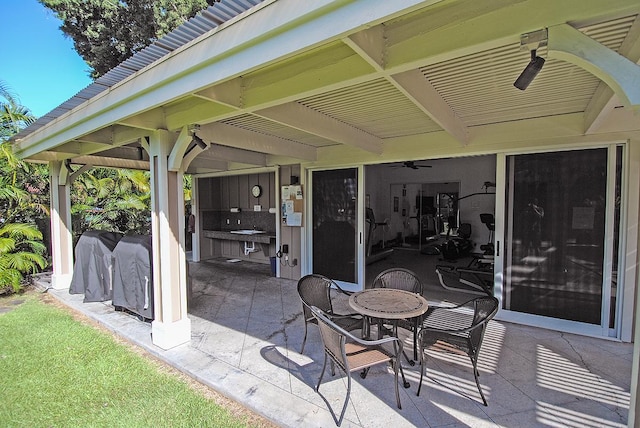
[297,274,363,353]
[372,268,423,364]
[417,296,499,406]
[310,305,406,426]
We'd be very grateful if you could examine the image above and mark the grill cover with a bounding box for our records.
[112,235,154,320]
[69,230,123,302]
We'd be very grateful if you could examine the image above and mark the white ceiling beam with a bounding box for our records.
[345,24,468,145]
[548,24,640,110]
[78,125,148,147]
[183,154,227,173]
[205,122,317,161]
[392,69,469,144]
[585,15,640,133]
[117,108,166,131]
[255,103,383,154]
[51,141,112,155]
[70,155,150,170]
[164,97,237,130]
[195,78,244,109]
[343,26,386,71]
[195,142,267,166]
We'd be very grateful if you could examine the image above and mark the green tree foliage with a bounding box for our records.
[0,83,48,294]
[40,0,218,78]
[71,168,152,237]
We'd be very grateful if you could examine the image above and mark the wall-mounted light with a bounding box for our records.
[514,49,546,90]
[192,134,207,149]
[514,29,548,91]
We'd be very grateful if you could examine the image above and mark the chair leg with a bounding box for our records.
[393,356,402,409]
[417,347,425,397]
[337,371,351,426]
[398,357,410,389]
[412,320,418,362]
[301,322,308,353]
[471,358,488,406]
[315,353,328,392]
[392,322,415,366]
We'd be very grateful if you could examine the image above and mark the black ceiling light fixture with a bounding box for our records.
[192,133,207,149]
[514,49,546,90]
[513,29,548,91]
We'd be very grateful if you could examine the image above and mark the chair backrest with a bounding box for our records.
[372,268,423,294]
[310,306,349,372]
[298,274,334,321]
[469,296,499,350]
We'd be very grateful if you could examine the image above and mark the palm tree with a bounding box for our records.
[0,81,47,294]
[0,82,34,139]
[71,168,152,237]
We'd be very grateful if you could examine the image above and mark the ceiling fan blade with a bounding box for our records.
[386,161,432,169]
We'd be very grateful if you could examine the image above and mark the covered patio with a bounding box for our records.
[39,258,632,427]
[11,1,640,425]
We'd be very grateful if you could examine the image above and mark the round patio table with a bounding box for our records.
[349,288,429,387]
[349,288,428,320]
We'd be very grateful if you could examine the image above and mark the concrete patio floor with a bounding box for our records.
[43,259,632,427]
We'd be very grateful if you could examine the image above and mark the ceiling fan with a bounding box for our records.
[389,161,432,169]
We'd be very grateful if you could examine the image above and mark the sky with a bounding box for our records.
[1,0,93,118]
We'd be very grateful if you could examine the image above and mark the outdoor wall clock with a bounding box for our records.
[251,184,262,198]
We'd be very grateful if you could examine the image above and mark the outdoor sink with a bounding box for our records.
[229,229,266,235]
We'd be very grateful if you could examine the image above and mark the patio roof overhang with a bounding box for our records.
[10,0,640,174]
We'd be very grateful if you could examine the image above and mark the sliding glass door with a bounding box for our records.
[501,146,623,335]
[310,167,363,290]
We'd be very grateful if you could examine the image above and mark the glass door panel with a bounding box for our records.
[311,168,359,284]
[503,148,621,326]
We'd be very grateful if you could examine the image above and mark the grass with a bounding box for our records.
[0,292,274,428]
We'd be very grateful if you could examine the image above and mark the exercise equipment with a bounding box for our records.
[366,207,394,265]
[439,221,473,261]
[479,213,495,256]
[435,259,494,295]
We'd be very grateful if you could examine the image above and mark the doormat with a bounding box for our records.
[227,259,241,263]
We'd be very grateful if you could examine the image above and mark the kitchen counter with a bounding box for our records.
[203,230,276,244]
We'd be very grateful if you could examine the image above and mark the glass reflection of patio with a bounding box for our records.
[46,258,631,427]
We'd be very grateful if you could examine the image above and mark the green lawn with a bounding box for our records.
[0,293,270,428]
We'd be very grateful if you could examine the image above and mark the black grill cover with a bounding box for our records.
[69,230,123,302]
[112,235,154,320]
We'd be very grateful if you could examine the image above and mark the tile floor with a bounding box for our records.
[44,259,633,427]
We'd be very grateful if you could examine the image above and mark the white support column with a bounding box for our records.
[149,130,191,349]
[191,177,201,262]
[48,161,74,289]
[628,138,640,428]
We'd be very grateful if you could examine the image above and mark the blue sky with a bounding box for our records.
[1,0,93,118]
